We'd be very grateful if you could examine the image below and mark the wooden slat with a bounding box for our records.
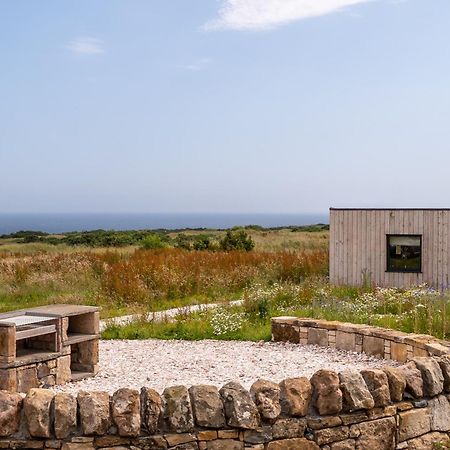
[330,209,448,288]
[329,210,336,283]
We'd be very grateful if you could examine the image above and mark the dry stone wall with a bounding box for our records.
[1,318,450,449]
[271,317,450,362]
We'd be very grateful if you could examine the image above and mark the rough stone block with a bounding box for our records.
[189,385,225,428]
[412,357,444,397]
[56,355,71,384]
[197,430,217,441]
[78,391,111,435]
[162,385,194,433]
[220,382,260,430]
[339,371,374,412]
[307,416,342,430]
[112,388,141,437]
[77,340,99,365]
[24,388,54,438]
[272,418,306,439]
[61,444,95,450]
[54,393,77,439]
[363,336,384,358]
[141,387,162,434]
[165,433,196,446]
[438,355,450,393]
[330,439,356,450]
[398,408,431,441]
[308,328,328,347]
[429,395,450,431]
[360,369,391,407]
[335,331,356,352]
[0,367,17,391]
[250,379,281,422]
[407,431,450,450]
[17,365,38,393]
[207,440,243,450]
[314,425,349,445]
[279,377,311,417]
[0,391,22,437]
[390,342,408,363]
[311,370,342,415]
[242,426,272,444]
[266,438,320,449]
[350,417,396,450]
[413,346,429,357]
[398,362,423,398]
[272,323,300,344]
[382,366,406,402]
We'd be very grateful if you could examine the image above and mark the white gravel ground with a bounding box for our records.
[53,339,398,394]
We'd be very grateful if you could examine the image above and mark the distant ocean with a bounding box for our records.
[0,213,328,234]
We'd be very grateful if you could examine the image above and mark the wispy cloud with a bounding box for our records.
[203,0,373,31]
[184,58,212,71]
[66,37,104,55]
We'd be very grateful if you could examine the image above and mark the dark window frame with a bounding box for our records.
[386,234,422,274]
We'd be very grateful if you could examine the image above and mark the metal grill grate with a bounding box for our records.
[0,314,56,328]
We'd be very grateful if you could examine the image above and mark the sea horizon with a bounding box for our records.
[0,212,329,234]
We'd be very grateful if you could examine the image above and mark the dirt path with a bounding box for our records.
[100,300,244,331]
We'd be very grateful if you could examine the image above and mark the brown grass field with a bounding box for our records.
[0,229,329,318]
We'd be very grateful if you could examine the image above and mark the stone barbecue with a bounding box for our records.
[0,304,99,392]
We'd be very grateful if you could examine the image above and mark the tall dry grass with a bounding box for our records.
[0,248,328,315]
[100,248,328,305]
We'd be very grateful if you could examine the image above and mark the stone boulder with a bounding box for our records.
[351,416,396,450]
[398,407,431,442]
[279,377,311,417]
[189,385,226,428]
[24,388,54,438]
[162,385,194,433]
[339,371,374,412]
[311,370,342,415]
[412,357,444,397]
[382,366,406,402]
[407,431,450,450]
[250,379,281,422]
[438,355,450,393]
[361,369,391,407]
[54,393,77,439]
[0,391,22,437]
[428,395,450,431]
[220,381,260,430]
[140,387,162,434]
[272,418,306,439]
[398,362,423,398]
[78,391,111,435]
[112,388,141,437]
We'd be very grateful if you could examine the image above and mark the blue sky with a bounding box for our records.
[1,0,449,214]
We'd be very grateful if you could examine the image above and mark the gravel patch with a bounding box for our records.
[53,339,398,394]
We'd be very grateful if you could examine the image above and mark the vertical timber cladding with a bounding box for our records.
[329,208,450,289]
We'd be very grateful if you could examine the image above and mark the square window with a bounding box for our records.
[386,235,422,273]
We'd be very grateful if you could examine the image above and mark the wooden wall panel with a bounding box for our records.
[329,209,450,289]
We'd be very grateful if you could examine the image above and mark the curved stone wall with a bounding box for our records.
[0,318,450,449]
[272,317,450,362]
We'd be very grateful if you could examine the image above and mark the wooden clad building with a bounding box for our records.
[329,208,450,289]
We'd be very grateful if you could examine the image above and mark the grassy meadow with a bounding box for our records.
[0,226,328,319]
[3,225,450,342]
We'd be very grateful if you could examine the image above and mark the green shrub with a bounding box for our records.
[219,230,255,251]
[140,234,168,250]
